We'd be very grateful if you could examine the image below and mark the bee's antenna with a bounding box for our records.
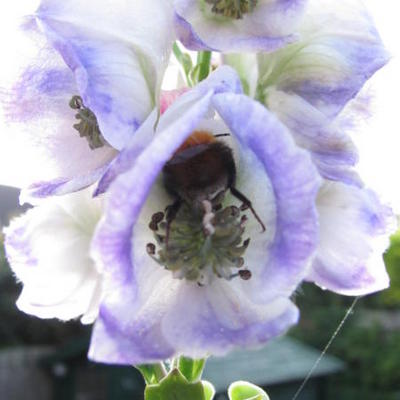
[214,133,230,138]
[230,186,266,232]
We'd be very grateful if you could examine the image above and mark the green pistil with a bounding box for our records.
[205,0,257,19]
[147,203,252,285]
[69,95,105,150]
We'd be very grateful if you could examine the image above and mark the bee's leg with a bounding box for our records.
[214,133,230,138]
[165,199,182,248]
[230,186,266,232]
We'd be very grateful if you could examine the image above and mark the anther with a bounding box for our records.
[239,269,252,280]
[152,212,164,223]
[146,243,156,255]
[69,95,105,150]
[149,220,159,231]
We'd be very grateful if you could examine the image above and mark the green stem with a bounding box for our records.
[197,51,212,82]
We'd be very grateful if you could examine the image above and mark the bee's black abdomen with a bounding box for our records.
[163,142,236,202]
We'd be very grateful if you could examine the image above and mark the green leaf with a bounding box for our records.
[145,368,206,400]
[202,380,216,400]
[228,381,270,400]
[178,357,206,382]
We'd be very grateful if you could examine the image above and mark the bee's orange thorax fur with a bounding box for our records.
[176,131,216,154]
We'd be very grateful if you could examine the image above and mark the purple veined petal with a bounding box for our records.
[212,92,321,301]
[35,0,175,150]
[89,91,216,364]
[94,66,243,196]
[308,181,396,296]
[0,17,116,189]
[89,69,320,364]
[258,0,389,119]
[4,188,103,323]
[174,0,307,52]
[90,113,300,363]
[20,163,110,205]
[266,89,362,186]
[161,284,299,359]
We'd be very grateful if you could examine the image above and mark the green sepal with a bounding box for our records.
[228,381,270,400]
[172,43,194,86]
[178,357,206,382]
[202,380,216,400]
[196,51,212,82]
[190,64,202,86]
[136,363,167,385]
[145,368,206,400]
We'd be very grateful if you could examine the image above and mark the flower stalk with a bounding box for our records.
[196,51,212,82]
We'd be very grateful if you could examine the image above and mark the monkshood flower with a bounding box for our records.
[0,0,174,201]
[226,0,396,295]
[174,0,307,52]
[256,0,389,185]
[88,66,321,364]
[4,188,103,324]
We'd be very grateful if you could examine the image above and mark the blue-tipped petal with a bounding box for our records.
[21,164,110,205]
[174,0,307,52]
[308,181,396,296]
[266,89,361,186]
[213,92,321,299]
[36,0,175,150]
[0,17,115,189]
[258,0,389,119]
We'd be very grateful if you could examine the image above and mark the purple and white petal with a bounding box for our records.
[174,0,307,52]
[258,0,389,119]
[21,163,110,205]
[161,284,298,359]
[213,93,320,300]
[36,0,175,150]
[0,17,116,189]
[308,181,396,296]
[94,66,242,196]
[4,189,103,323]
[89,69,320,364]
[266,89,361,186]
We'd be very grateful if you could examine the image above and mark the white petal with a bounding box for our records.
[309,181,396,296]
[4,188,103,322]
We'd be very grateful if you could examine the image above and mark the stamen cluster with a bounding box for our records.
[69,96,105,150]
[146,201,252,285]
[205,0,257,19]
